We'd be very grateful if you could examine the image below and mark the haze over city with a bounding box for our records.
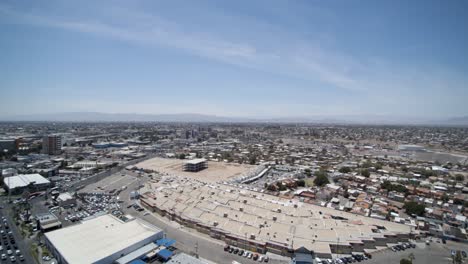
[1,0,468,121]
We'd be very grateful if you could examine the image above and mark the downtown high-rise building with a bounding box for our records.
[42,135,62,155]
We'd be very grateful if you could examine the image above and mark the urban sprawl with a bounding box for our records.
[0,122,467,264]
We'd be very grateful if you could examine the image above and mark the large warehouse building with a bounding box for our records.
[140,177,412,258]
[44,214,163,264]
[3,173,51,194]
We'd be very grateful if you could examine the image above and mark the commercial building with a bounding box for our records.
[45,214,163,264]
[36,213,62,232]
[140,178,412,258]
[183,158,208,172]
[1,168,17,177]
[56,192,76,208]
[42,135,62,155]
[3,173,51,194]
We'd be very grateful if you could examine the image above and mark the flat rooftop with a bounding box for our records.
[141,177,411,255]
[185,158,207,165]
[45,214,161,264]
[3,173,50,189]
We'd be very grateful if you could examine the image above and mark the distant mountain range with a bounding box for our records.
[1,112,467,126]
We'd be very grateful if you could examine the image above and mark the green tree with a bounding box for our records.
[297,179,305,187]
[178,153,186,159]
[362,160,373,168]
[455,174,464,182]
[339,167,351,173]
[403,201,426,216]
[304,168,311,177]
[400,258,412,264]
[453,250,463,264]
[381,181,408,194]
[441,193,449,203]
[267,184,277,191]
[361,169,370,177]
[249,155,257,165]
[314,171,330,187]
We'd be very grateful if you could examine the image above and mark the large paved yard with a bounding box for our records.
[135,157,255,182]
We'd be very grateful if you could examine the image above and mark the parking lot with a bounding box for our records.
[367,240,467,264]
[80,170,142,194]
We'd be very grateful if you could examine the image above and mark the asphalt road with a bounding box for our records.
[0,199,36,264]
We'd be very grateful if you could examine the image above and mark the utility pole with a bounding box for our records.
[195,241,199,259]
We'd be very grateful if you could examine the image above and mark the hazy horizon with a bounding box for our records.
[2,111,468,126]
[1,0,468,118]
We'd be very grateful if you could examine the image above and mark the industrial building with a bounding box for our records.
[92,142,128,149]
[183,158,208,172]
[3,173,51,194]
[45,214,164,264]
[42,135,62,155]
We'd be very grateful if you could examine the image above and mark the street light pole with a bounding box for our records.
[245,232,247,251]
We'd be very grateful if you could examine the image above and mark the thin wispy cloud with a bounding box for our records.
[0,4,365,92]
[0,1,466,118]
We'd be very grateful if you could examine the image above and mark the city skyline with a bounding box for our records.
[1,0,468,118]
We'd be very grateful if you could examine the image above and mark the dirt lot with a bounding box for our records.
[135,157,255,182]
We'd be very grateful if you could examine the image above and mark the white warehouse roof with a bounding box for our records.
[3,173,50,189]
[45,214,162,264]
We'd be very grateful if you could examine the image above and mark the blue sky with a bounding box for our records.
[1,0,467,118]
